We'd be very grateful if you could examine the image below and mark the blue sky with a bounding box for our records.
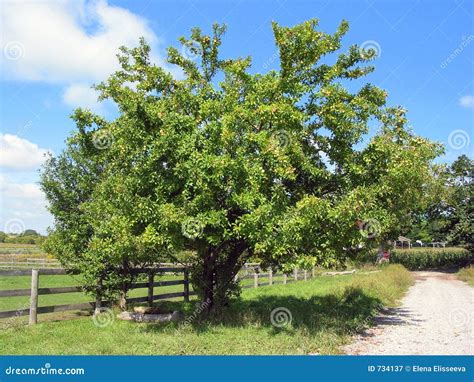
[0,0,473,234]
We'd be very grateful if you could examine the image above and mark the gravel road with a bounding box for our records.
[344,271,473,355]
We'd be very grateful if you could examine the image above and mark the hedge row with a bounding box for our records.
[389,248,471,270]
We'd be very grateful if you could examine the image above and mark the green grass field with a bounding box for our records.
[0,264,412,355]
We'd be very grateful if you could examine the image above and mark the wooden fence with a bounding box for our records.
[0,265,316,325]
[0,266,193,325]
[0,258,61,269]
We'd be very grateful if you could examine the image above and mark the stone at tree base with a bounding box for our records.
[133,306,164,314]
[322,270,356,276]
[117,311,135,321]
[116,310,184,323]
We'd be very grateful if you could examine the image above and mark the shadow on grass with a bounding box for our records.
[141,287,387,337]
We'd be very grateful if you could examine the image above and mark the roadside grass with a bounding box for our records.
[457,266,474,286]
[0,264,412,355]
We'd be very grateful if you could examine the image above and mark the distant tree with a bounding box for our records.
[445,155,473,250]
[21,229,39,236]
[41,20,441,311]
[1,230,44,245]
[407,155,473,250]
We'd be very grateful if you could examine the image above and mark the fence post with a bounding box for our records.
[312,268,315,278]
[304,270,307,281]
[269,269,273,286]
[183,269,190,302]
[29,269,39,325]
[283,274,287,284]
[294,268,298,281]
[254,272,258,288]
[148,272,155,307]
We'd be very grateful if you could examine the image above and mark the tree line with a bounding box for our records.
[0,230,45,245]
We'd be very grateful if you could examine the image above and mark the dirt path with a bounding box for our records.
[344,271,473,355]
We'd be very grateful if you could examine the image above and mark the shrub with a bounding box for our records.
[457,266,474,286]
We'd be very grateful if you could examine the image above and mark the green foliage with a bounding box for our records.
[445,155,473,250]
[0,231,45,245]
[41,19,441,309]
[406,155,473,250]
[390,247,471,270]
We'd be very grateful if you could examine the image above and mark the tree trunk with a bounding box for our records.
[188,238,252,315]
[119,290,127,310]
[197,240,248,313]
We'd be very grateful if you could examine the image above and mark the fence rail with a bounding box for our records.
[0,265,318,325]
[0,258,61,269]
[0,266,192,324]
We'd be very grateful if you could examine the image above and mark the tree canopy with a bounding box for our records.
[41,19,442,310]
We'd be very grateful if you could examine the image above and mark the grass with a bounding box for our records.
[0,264,412,355]
[457,266,474,286]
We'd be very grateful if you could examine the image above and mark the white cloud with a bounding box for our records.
[62,83,102,111]
[0,134,50,170]
[0,0,162,83]
[459,95,474,109]
[0,174,52,234]
[1,178,44,200]
[1,0,177,111]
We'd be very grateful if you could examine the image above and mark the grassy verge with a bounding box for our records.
[0,264,412,355]
[457,266,474,286]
